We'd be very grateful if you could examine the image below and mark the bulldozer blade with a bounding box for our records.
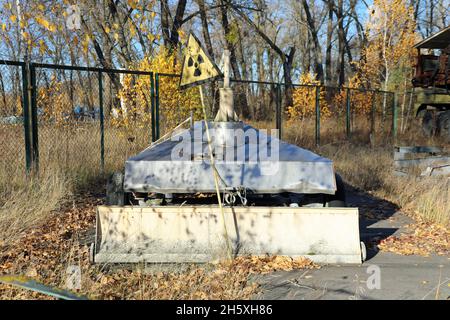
[92,205,363,265]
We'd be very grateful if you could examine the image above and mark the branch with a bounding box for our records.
[231,5,286,60]
[181,3,262,25]
[181,4,227,25]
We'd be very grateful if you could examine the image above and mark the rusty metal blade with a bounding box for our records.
[0,276,88,300]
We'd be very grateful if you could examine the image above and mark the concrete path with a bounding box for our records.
[255,188,450,300]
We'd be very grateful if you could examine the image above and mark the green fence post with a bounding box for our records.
[30,63,39,173]
[155,73,160,140]
[392,92,398,141]
[346,88,351,139]
[276,84,282,140]
[21,63,32,174]
[98,71,105,173]
[370,91,376,147]
[150,72,156,142]
[315,86,321,147]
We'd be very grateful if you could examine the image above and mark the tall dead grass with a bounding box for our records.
[323,143,449,226]
[0,169,71,246]
[0,122,152,246]
[284,122,449,226]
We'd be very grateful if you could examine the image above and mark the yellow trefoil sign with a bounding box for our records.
[179,33,222,89]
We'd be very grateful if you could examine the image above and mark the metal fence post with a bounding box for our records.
[370,91,376,147]
[346,88,351,139]
[98,71,105,172]
[30,63,39,172]
[150,72,156,142]
[392,92,398,141]
[315,86,321,147]
[21,62,32,174]
[275,84,282,140]
[155,73,160,140]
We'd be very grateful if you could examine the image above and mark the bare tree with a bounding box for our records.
[324,0,335,86]
[301,0,324,83]
[232,4,296,109]
[336,0,346,87]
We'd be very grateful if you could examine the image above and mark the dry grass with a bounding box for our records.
[282,119,449,226]
[0,122,151,247]
[0,169,71,247]
[322,143,449,226]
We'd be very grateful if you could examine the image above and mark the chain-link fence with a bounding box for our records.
[34,66,102,178]
[155,77,398,150]
[278,85,396,148]
[234,80,279,131]
[0,61,26,189]
[0,60,401,182]
[0,61,156,185]
[157,73,202,137]
[32,64,155,179]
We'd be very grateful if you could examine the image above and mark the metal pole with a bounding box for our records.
[30,63,39,172]
[315,86,321,147]
[371,91,376,147]
[98,71,105,173]
[392,92,398,141]
[276,84,282,139]
[21,63,32,174]
[346,88,351,139]
[155,73,160,140]
[150,72,155,142]
[198,85,232,261]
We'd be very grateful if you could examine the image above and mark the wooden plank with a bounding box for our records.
[394,156,450,168]
[394,146,443,154]
[421,165,450,176]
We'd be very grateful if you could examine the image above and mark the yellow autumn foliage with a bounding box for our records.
[355,0,417,91]
[37,79,69,124]
[333,76,375,116]
[37,76,98,125]
[287,74,378,123]
[286,73,331,121]
[116,47,201,134]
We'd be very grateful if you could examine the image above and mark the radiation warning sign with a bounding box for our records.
[179,33,222,89]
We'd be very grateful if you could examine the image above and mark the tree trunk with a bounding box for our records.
[219,1,241,80]
[160,0,171,46]
[196,0,217,116]
[336,0,346,87]
[325,1,334,86]
[0,72,7,114]
[220,0,250,118]
[283,48,296,109]
[196,0,214,59]
[256,43,264,119]
[169,0,187,52]
[301,0,324,83]
[427,0,434,36]
[231,5,295,110]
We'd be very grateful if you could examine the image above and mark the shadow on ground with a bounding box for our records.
[345,184,403,261]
